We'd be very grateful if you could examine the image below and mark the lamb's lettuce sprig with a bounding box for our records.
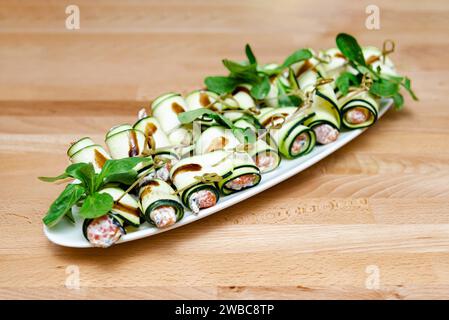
[335,33,418,109]
[39,157,149,227]
[205,44,312,100]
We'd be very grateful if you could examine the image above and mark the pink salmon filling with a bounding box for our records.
[225,174,258,191]
[345,107,369,124]
[189,189,217,213]
[290,133,309,155]
[313,124,339,145]
[86,215,123,248]
[150,205,177,228]
[255,153,276,172]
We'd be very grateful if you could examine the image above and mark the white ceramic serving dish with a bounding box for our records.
[44,99,392,248]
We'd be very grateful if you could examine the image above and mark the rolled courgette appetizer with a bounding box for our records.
[139,179,184,228]
[297,70,341,144]
[167,126,193,155]
[363,46,397,77]
[185,90,224,127]
[231,86,256,109]
[151,93,193,155]
[68,137,111,172]
[339,91,379,129]
[104,127,154,175]
[67,137,95,157]
[82,214,126,248]
[233,118,280,173]
[263,74,291,108]
[218,152,261,195]
[105,127,146,159]
[151,92,187,134]
[289,50,319,78]
[195,126,240,155]
[133,116,171,151]
[315,48,349,83]
[146,150,180,182]
[185,90,222,112]
[170,150,233,213]
[99,187,142,227]
[106,124,133,139]
[258,107,316,159]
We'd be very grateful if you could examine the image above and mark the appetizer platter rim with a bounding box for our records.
[43,99,392,248]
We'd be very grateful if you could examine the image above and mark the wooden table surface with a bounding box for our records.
[1,0,448,300]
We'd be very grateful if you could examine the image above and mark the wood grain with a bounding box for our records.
[1,0,449,300]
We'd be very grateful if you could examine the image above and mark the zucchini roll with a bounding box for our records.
[152,92,187,134]
[315,48,349,83]
[289,50,320,78]
[233,118,280,173]
[146,150,180,182]
[185,90,224,127]
[221,86,258,122]
[264,74,291,108]
[298,70,341,145]
[170,150,233,213]
[99,187,142,227]
[139,179,184,228]
[133,116,171,151]
[105,126,154,175]
[83,186,142,247]
[168,126,193,156]
[185,89,223,112]
[67,137,95,157]
[363,46,397,77]
[105,126,146,159]
[232,86,256,109]
[218,152,261,195]
[132,116,184,179]
[83,214,125,248]
[151,93,192,154]
[68,137,111,172]
[258,107,316,159]
[339,91,379,129]
[195,126,240,155]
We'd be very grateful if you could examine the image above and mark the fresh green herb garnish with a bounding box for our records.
[178,108,234,128]
[204,44,312,100]
[232,127,257,144]
[335,32,418,109]
[178,108,256,144]
[336,33,366,67]
[250,77,271,100]
[42,184,86,227]
[204,77,241,95]
[39,157,150,227]
[78,192,115,219]
[336,72,361,96]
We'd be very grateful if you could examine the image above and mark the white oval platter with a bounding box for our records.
[44,99,392,248]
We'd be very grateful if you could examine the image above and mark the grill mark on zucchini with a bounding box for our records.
[262,114,289,127]
[113,202,140,217]
[199,92,211,107]
[172,163,202,180]
[94,149,107,168]
[171,102,185,114]
[232,86,250,95]
[144,122,158,136]
[140,179,160,190]
[295,60,315,77]
[128,130,140,157]
[207,136,229,152]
